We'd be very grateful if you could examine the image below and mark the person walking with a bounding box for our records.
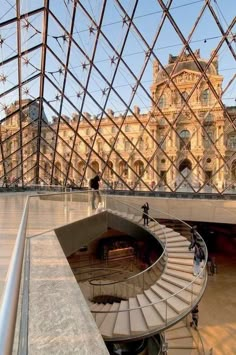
[190,304,199,329]
[141,202,149,226]
[188,225,200,250]
[193,242,204,277]
[90,171,102,210]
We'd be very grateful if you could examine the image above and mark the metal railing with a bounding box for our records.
[0,189,94,355]
[88,195,208,340]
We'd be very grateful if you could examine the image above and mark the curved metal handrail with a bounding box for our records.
[93,197,168,288]
[89,195,208,318]
[0,196,29,355]
[77,266,135,280]
[0,189,97,355]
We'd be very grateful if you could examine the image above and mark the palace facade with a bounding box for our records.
[1,51,236,192]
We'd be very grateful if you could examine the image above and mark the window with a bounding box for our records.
[97,141,102,152]
[181,91,188,104]
[201,89,210,105]
[179,130,191,150]
[159,95,166,109]
[228,136,236,149]
[125,125,131,132]
[204,113,214,125]
[204,131,213,149]
[125,140,130,151]
[139,138,144,150]
[160,135,166,149]
[134,161,144,176]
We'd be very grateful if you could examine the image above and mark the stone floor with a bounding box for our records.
[196,253,236,355]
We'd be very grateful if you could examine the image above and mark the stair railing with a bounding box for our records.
[0,189,98,355]
[89,194,208,338]
[89,196,168,299]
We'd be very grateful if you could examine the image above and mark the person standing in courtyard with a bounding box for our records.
[90,171,102,210]
[141,202,149,226]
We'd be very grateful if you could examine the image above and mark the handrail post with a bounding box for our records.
[0,197,29,355]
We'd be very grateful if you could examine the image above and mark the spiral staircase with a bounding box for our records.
[75,199,208,344]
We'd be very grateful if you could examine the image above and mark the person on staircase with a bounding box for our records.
[188,225,201,250]
[141,202,149,226]
[190,304,199,329]
[192,242,205,277]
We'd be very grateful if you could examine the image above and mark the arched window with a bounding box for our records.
[179,130,191,150]
[104,161,113,178]
[119,161,128,177]
[134,160,144,176]
[78,162,85,175]
[91,161,99,173]
[179,159,192,173]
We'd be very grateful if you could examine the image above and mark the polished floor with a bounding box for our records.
[0,192,236,354]
[199,253,236,355]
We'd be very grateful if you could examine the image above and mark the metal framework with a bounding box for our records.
[0,0,235,193]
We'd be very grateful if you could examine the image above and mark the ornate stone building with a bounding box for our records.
[1,51,236,192]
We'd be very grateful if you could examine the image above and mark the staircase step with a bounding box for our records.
[129,297,149,334]
[166,247,190,253]
[148,223,165,231]
[168,257,193,266]
[167,349,199,355]
[165,326,191,340]
[167,336,197,349]
[144,289,178,321]
[168,252,193,259]
[156,280,193,304]
[94,303,113,327]
[166,320,187,330]
[99,302,120,338]
[161,275,202,295]
[166,240,190,247]
[137,294,163,329]
[90,303,104,320]
[167,263,193,274]
[159,235,186,243]
[151,284,189,314]
[155,229,179,237]
[165,269,202,284]
[113,300,130,336]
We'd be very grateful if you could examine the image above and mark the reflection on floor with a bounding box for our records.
[197,253,236,355]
